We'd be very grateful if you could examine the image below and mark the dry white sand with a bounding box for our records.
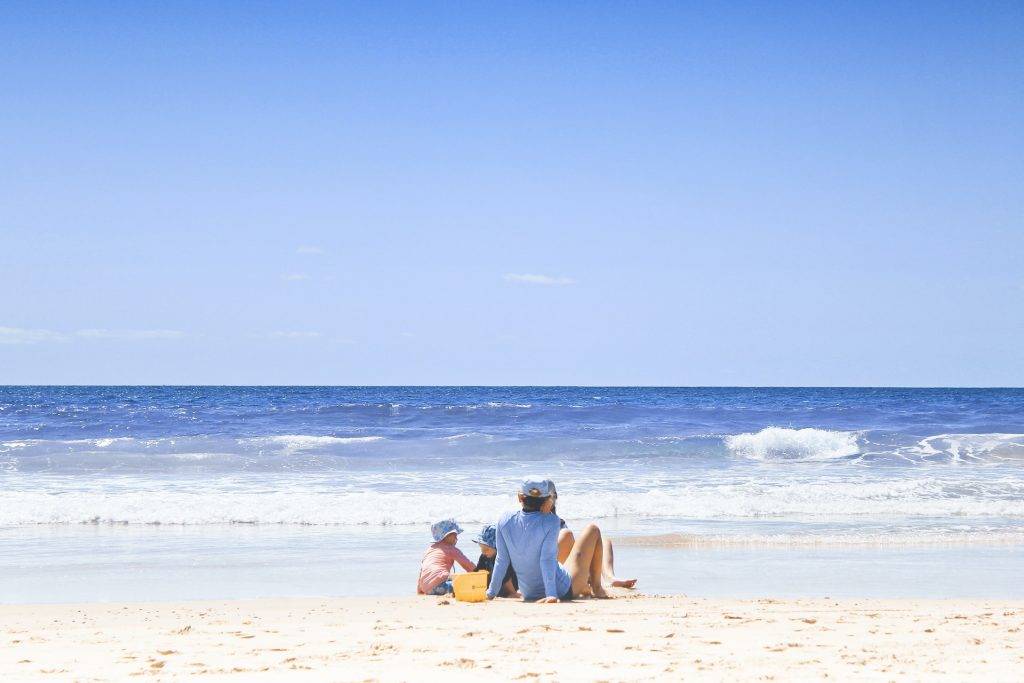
[2,593,1022,681]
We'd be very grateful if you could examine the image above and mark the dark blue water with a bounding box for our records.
[1,387,1022,537]
[2,386,1022,440]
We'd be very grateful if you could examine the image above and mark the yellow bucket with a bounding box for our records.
[452,570,488,602]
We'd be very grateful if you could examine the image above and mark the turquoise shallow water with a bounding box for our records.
[4,524,1024,603]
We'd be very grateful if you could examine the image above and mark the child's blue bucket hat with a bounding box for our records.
[472,524,497,548]
[431,518,464,542]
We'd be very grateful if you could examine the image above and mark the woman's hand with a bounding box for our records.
[537,596,559,604]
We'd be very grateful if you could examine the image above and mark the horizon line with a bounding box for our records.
[1,384,1022,390]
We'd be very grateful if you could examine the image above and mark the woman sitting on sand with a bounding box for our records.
[486,477,614,602]
[548,480,637,589]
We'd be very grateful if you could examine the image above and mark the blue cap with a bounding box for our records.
[473,524,497,548]
[431,518,464,542]
[520,477,553,498]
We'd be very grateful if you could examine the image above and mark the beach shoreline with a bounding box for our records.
[3,593,1021,681]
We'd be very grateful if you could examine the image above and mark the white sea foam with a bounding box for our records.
[0,489,513,526]
[3,475,1023,527]
[68,437,136,448]
[612,530,1024,548]
[913,433,1024,463]
[441,432,496,443]
[725,427,861,461]
[2,436,167,452]
[241,435,386,454]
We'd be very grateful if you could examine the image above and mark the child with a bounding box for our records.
[417,518,476,595]
[473,524,520,598]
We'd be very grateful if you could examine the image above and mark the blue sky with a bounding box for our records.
[1,1,1021,385]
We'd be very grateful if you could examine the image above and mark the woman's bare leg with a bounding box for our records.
[563,523,608,598]
[601,537,637,588]
[557,529,575,564]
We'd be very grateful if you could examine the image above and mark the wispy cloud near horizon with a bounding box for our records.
[0,327,67,344]
[281,273,311,281]
[0,327,187,344]
[76,329,186,341]
[2,326,353,345]
[503,273,577,286]
[256,331,324,340]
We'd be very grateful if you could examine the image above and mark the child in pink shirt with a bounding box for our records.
[417,519,476,595]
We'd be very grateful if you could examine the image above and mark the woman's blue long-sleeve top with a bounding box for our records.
[486,510,571,600]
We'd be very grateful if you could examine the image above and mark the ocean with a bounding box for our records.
[3,386,1023,602]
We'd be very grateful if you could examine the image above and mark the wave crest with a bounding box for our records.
[724,427,861,461]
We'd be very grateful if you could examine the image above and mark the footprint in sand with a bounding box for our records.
[443,658,476,668]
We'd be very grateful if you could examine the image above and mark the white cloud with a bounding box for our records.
[259,331,323,340]
[75,329,186,341]
[503,273,576,286]
[0,327,185,344]
[254,331,356,344]
[281,273,311,281]
[296,246,326,255]
[0,327,68,344]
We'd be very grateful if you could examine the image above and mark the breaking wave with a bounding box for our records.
[724,427,861,461]
[4,429,1024,475]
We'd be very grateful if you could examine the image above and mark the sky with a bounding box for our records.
[1,1,1022,386]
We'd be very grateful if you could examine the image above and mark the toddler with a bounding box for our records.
[417,518,476,595]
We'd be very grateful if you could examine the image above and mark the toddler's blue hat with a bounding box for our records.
[473,524,497,548]
[520,477,553,498]
[431,518,464,542]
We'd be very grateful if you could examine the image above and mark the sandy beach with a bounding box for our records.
[2,592,1021,681]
